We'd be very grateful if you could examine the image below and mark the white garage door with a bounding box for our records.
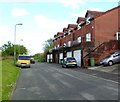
[50,54,53,59]
[59,53,63,63]
[47,54,52,62]
[67,51,72,57]
[47,54,49,62]
[73,50,81,67]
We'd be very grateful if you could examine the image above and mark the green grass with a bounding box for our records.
[1,59,20,101]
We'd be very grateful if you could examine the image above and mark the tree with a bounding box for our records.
[1,41,28,56]
[43,38,54,53]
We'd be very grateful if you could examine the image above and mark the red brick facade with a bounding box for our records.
[47,6,120,67]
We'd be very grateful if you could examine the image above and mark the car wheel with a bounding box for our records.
[108,61,113,66]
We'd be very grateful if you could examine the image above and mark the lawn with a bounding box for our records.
[1,59,20,101]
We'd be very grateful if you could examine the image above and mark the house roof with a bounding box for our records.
[67,24,78,29]
[57,32,64,37]
[63,28,68,33]
[85,10,104,18]
[76,17,86,24]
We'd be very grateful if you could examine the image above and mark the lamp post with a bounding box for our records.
[14,23,23,65]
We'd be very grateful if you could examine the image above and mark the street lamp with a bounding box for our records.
[14,23,23,65]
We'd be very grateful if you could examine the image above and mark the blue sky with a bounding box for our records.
[0,0,119,55]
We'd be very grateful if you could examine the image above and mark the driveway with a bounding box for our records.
[88,64,120,74]
[11,62,118,100]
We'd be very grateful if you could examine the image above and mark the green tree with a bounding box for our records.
[43,38,54,53]
[1,41,28,56]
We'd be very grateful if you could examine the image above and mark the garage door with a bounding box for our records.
[50,54,53,62]
[59,53,63,63]
[47,54,49,62]
[67,51,72,57]
[49,54,53,59]
[47,54,52,63]
[73,50,81,67]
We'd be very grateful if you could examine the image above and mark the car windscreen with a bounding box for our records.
[67,58,76,61]
[18,56,30,60]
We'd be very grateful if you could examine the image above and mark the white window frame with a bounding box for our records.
[63,43,66,47]
[116,32,120,40]
[86,33,91,41]
[78,37,81,43]
[57,45,60,47]
[68,41,71,47]
[68,30,71,35]
[86,16,91,25]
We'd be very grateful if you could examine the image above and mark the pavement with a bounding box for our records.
[50,63,120,83]
[88,64,119,75]
[11,62,118,100]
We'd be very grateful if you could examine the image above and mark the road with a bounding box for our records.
[11,62,118,100]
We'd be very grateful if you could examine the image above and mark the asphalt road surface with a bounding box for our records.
[11,62,118,100]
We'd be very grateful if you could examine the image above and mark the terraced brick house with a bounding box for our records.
[47,6,120,67]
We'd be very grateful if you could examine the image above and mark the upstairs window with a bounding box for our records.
[116,32,120,40]
[57,45,60,47]
[77,24,81,30]
[63,33,66,38]
[86,33,91,41]
[86,17,91,25]
[68,30,71,35]
[63,43,66,47]
[78,37,81,43]
[68,41,71,47]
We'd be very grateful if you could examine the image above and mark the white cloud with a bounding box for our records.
[34,14,71,35]
[1,0,118,9]
[12,8,29,17]
[0,25,13,46]
[70,8,104,17]
[1,0,85,9]
[59,0,85,9]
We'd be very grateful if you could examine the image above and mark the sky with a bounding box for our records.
[0,0,119,55]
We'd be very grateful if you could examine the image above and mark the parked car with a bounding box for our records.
[16,55,31,68]
[62,57,77,68]
[30,58,35,64]
[100,51,120,66]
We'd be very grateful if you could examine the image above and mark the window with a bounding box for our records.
[86,17,91,25]
[68,30,71,35]
[63,33,66,38]
[116,32,120,40]
[77,26,81,30]
[18,56,30,60]
[78,37,81,43]
[86,33,91,41]
[68,41,71,47]
[77,24,81,30]
[63,43,66,47]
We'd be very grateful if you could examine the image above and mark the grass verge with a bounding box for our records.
[1,59,20,101]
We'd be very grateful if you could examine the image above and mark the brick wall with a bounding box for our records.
[84,40,120,67]
[95,7,119,43]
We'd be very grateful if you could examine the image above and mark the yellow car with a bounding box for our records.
[16,55,31,68]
